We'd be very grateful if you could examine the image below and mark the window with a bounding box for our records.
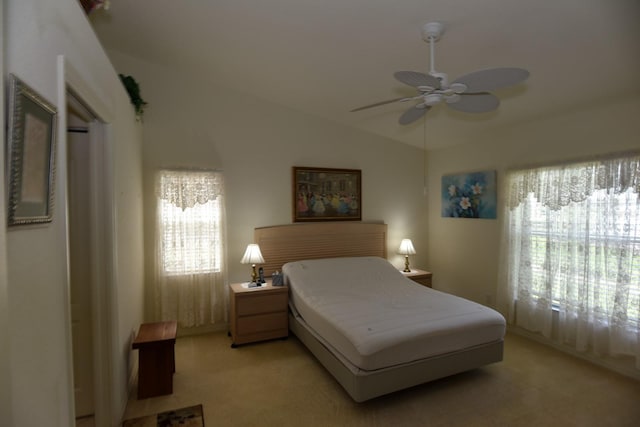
[154,170,227,327]
[157,170,225,275]
[159,196,222,274]
[501,153,640,365]
[524,188,640,322]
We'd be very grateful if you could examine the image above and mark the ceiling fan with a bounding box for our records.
[351,22,529,125]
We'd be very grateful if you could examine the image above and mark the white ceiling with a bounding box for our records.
[89,0,640,150]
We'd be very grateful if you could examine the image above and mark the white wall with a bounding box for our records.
[105,50,430,324]
[4,1,144,426]
[426,96,640,306]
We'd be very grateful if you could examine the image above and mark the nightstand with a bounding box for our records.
[401,268,433,288]
[229,280,288,347]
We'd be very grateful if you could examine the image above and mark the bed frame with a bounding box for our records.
[254,222,504,402]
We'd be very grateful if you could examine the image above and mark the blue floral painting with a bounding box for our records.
[441,171,497,219]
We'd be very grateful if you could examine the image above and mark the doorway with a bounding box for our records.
[66,91,113,427]
[68,106,95,420]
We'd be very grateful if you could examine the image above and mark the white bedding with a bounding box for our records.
[283,257,506,371]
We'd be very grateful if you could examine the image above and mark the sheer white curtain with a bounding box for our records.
[498,154,640,367]
[154,170,228,327]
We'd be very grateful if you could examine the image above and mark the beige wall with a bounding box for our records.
[426,96,640,306]
[105,47,640,324]
[106,50,430,323]
[4,0,145,425]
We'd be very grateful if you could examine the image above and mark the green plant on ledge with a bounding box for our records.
[119,74,147,121]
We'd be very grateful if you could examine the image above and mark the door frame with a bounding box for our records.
[0,4,12,423]
[58,56,118,427]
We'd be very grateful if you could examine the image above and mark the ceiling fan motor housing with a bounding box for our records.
[429,71,448,88]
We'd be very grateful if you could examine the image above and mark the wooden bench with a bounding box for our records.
[132,321,177,399]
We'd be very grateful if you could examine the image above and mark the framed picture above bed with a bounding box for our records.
[292,166,361,222]
[6,74,58,226]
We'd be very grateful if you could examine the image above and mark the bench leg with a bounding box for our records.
[137,343,174,398]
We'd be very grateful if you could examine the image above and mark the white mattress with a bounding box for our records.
[283,257,506,371]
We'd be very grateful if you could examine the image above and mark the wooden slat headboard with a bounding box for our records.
[255,222,387,276]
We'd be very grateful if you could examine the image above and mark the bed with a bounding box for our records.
[254,222,506,402]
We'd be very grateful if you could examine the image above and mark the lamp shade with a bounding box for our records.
[398,239,416,255]
[241,244,265,265]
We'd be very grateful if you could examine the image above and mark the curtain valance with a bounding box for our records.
[156,170,224,210]
[506,154,640,210]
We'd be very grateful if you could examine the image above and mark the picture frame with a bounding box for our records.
[6,74,58,226]
[293,166,361,222]
[441,170,497,219]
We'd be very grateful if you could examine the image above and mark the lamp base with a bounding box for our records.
[403,255,411,273]
[251,264,258,283]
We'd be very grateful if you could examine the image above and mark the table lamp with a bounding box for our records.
[241,243,265,283]
[398,239,416,273]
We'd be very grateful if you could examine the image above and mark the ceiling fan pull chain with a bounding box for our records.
[429,36,436,75]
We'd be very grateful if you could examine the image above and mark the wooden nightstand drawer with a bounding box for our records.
[237,311,288,334]
[236,292,288,316]
[229,282,289,347]
[401,269,433,288]
[411,277,432,287]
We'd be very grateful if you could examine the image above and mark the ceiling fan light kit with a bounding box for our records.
[424,93,442,106]
[351,22,529,125]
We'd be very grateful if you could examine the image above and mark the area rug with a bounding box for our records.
[122,404,204,427]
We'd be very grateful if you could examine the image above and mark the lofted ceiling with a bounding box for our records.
[89,0,640,150]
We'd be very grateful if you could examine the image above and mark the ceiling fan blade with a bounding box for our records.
[452,67,529,92]
[394,71,440,89]
[447,93,499,113]
[350,97,409,112]
[398,105,430,125]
